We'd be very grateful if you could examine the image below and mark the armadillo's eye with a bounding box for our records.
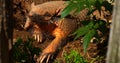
[28,15,33,18]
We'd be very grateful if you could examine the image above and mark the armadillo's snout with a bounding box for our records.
[24,18,32,30]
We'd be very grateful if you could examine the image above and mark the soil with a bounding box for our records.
[12,0,109,63]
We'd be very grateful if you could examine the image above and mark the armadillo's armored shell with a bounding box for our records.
[56,18,78,35]
[53,8,89,35]
[70,8,89,21]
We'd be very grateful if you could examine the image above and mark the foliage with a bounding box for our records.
[61,0,104,18]
[12,38,41,63]
[73,20,107,52]
[64,50,88,63]
[61,0,112,52]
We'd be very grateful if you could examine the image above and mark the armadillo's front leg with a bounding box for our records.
[32,24,43,42]
[37,28,66,63]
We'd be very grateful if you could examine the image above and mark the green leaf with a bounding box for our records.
[64,50,88,63]
[94,22,99,29]
[61,0,88,18]
[98,0,104,4]
[73,21,94,40]
[61,2,76,18]
[87,0,96,6]
[95,0,102,11]
[73,26,89,40]
[14,38,22,46]
[75,0,86,13]
[83,29,96,52]
[94,20,106,29]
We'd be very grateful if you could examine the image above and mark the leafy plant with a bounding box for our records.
[61,0,104,18]
[12,38,41,63]
[73,20,107,52]
[61,0,112,52]
[64,50,88,63]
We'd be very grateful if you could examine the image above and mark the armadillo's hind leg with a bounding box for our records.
[37,28,66,63]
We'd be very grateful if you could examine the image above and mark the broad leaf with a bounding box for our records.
[61,3,76,18]
[61,0,88,18]
[83,29,96,52]
[73,21,94,40]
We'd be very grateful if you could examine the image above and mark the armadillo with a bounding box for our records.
[24,1,89,63]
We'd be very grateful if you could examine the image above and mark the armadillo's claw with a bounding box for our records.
[37,53,53,63]
[37,44,56,63]
[33,33,43,42]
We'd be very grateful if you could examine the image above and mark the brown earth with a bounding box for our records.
[13,29,108,63]
[13,0,108,63]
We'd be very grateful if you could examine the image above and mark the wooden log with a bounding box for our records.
[106,0,120,63]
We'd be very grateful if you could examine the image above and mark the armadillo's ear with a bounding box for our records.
[31,2,35,8]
